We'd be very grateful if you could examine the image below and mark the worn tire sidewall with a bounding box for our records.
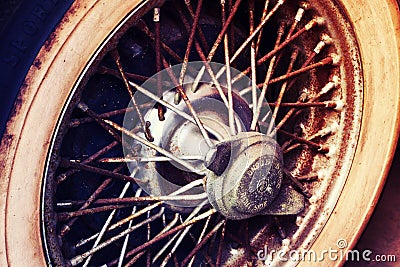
[0,0,143,265]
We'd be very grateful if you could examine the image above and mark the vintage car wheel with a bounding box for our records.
[0,0,399,266]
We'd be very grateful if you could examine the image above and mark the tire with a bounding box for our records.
[0,0,399,266]
[0,0,74,136]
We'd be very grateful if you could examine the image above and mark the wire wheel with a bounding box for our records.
[1,0,399,266]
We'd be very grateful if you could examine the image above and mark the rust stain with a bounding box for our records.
[33,59,42,69]
[43,2,81,52]
[43,31,58,52]
[5,79,30,130]
[0,135,14,168]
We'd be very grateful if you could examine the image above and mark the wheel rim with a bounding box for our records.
[39,0,365,266]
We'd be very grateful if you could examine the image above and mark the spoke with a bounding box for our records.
[269,77,340,137]
[68,105,152,128]
[227,0,236,59]
[111,49,154,142]
[241,1,306,100]
[207,0,243,61]
[188,233,217,267]
[73,103,144,159]
[260,110,271,123]
[244,220,252,264]
[117,189,142,267]
[250,101,339,109]
[222,0,236,135]
[98,155,204,163]
[98,65,149,82]
[187,215,212,267]
[234,17,324,83]
[146,211,152,267]
[58,204,135,222]
[238,38,333,97]
[123,252,146,267]
[287,6,306,40]
[249,0,257,117]
[70,208,164,266]
[136,20,183,63]
[216,220,226,267]
[207,218,219,257]
[161,56,214,147]
[250,22,285,130]
[137,18,204,82]
[159,220,192,267]
[267,50,298,134]
[74,179,205,249]
[75,203,163,248]
[285,34,333,91]
[56,140,119,184]
[230,0,286,63]
[284,170,312,198]
[152,200,208,264]
[83,170,139,267]
[59,193,208,208]
[175,4,231,113]
[162,213,181,234]
[310,76,341,102]
[278,129,329,153]
[268,101,340,108]
[267,56,335,85]
[154,7,165,121]
[254,0,269,54]
[111,213,181,266]
[178,0,203,86]
[76,102,122,143]
[58,164,125,237]
[283,122,339,154]
[127,80,223,141]
[183,0,210,53]
[59,159,138,184]
[180,219,226,267]
[105,119,205,174]
[264,5,304,135]
[205,0,286,88]
[191,0,243,92]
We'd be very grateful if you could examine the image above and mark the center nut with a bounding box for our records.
[204,132,305,220]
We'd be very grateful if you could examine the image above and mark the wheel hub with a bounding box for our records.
[129,72,268,208]
[205,132,304,220]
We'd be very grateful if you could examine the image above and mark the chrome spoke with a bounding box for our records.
[117,189,143,267]
[152,200,209,264]
[250,22,285,130]
[222,0,236,135]
[82,171,139,267]
[105,119,206,175]
[97,155,204,163]
[230,0,286,63]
